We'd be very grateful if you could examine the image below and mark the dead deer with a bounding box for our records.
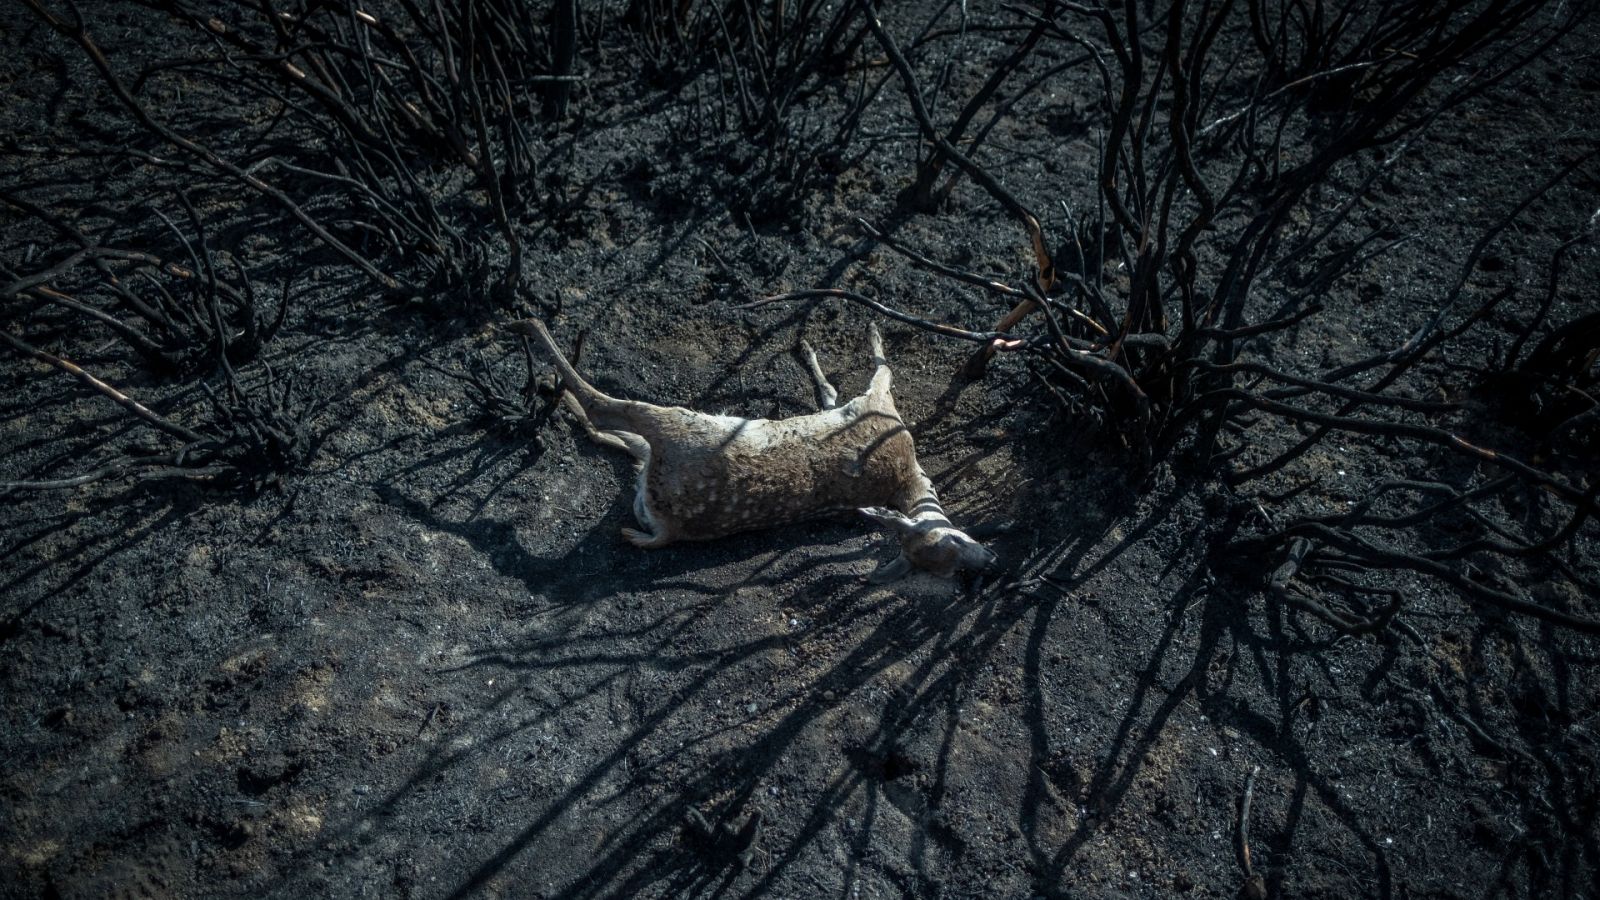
[505,318,996,581]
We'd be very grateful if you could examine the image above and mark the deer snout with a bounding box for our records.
[967,541,999,572]
[934,528,997,575]
[900,525,995,578]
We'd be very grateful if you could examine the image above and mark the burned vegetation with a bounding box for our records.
[2,1,1597,898]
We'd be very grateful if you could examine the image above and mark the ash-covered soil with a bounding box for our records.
[2,3,1598,899]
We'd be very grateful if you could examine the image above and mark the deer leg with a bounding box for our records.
[621,527,673,548]
[607,430,651,463]
[619,442,675,548]
[564,391,665,543]
[867,324,893,395]
[561,392,608,442]
[798,339,839,410]
[563,393,650,461]
[590,429,640,455]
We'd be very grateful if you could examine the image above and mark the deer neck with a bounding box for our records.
[899,470,951,524]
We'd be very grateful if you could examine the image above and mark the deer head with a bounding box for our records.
[859,507,997,581]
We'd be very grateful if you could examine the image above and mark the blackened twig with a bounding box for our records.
[738,288,1023,344]
[0,329,205,444]
[1238,765,1265,899]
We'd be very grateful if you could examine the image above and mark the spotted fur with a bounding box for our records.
[506,319,995,579]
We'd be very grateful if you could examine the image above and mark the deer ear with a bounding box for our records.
[859,507,916,535]
[868,553,914,583]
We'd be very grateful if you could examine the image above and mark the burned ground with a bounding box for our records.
[2,1,1598,898]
